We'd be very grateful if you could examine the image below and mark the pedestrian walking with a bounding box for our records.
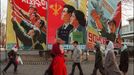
[45,38,67,75]
[70,41,84,75]
[2,45,18,75]
[91,42,105,75]
[104,41,121,75]
[119,40,129,75]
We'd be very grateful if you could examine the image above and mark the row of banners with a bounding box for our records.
[6,0,122,50]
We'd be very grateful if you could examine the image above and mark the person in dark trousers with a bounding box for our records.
[70,41,83,75]
[2,45,18,75]
[119,39,129,75]
[91,42,105,75]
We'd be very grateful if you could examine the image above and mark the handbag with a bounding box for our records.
[18,56,23,65]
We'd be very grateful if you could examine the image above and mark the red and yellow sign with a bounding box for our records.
[47,1,65,44]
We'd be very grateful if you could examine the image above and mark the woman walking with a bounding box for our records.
[104,41,121,75]
[45,38,67,75]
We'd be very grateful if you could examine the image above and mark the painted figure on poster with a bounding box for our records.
[11,1,46,50]
[57,4,75,44]
[69,10,87,44]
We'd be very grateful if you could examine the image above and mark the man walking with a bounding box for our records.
[91,42,105,75]
[70,41,83,75]
[2,45,18,75]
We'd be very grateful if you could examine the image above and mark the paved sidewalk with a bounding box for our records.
[0,61,134,75]
[1,52,133,75]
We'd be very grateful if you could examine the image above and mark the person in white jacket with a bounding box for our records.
[104,41,121,75]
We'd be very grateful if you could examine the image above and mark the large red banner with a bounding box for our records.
[47,0,65,44]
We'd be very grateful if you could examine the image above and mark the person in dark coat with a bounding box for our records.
[119,44,129,75]
[91,42,105,75]
[2,45,18,74]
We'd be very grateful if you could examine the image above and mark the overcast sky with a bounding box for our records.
[122,0,134,25]
[0,0,133,25]
[1,0,8,24]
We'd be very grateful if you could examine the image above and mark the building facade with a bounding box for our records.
[122,17,134,51]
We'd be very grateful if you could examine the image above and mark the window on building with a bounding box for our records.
[130,24,133,32]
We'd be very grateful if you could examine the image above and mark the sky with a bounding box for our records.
[0,0,133,25]
[1,0,8,24]
[122,0,134,25]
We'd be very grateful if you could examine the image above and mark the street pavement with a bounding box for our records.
[0,61,134,75]
[0,52,134,75]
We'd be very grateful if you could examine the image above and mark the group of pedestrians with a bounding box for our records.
[44,39,84,75]
[91,40,129,75]
[44,38,129,75]
[2,39,129,75]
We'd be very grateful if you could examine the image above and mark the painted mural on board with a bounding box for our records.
[47,0,88,45]
[6,0,47,50]
[87,0,122,49]
[6,0,122,50]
